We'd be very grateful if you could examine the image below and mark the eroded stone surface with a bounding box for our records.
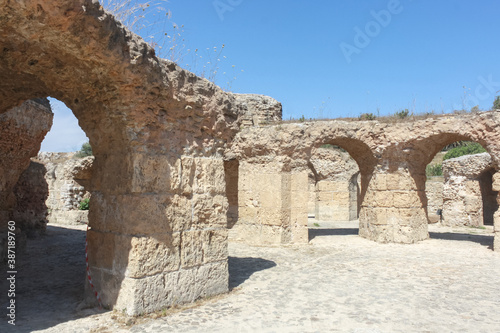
[0,0,277,315]
[442,153,498,227]
[0,99,52,261]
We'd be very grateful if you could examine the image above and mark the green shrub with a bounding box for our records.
[493,96,500,110]
[359,113,376,120]
[75,142,92,158]
[443,142,486,161]
[394,108,410,119]
[79,198,90,210]
[426,164,442,177]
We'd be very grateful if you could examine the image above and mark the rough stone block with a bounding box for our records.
[181,229,228,268]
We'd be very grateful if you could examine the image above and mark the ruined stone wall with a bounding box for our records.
[230,112,500,246]
[12,161,49,235]
[0,99,52,261]
[442,153,498,227]
[38,152,93,225]
[234,93,282,127]
[0,0,270,315]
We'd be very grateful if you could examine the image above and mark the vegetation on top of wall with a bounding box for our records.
[358,113,376,121]
[75,142,93,158]
[443,142,486,161]
[493,96,500,110]
[394,109,411,119]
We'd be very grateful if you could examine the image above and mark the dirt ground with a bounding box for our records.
[1,221,500,333]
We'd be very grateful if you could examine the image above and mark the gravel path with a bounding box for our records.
[2,222,500,332]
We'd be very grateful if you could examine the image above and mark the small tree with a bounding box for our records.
[75,142,93,158]
[493,96,500,110]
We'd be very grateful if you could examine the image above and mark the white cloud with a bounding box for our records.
[40,98,89,152]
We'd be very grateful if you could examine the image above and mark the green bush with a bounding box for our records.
[79,198,90,211]
[359,113,376,120]
[443,142,486,161]
[493,96,500,110]
[394,109,410,119]
[426,164,443,177]
[75,142,92,158]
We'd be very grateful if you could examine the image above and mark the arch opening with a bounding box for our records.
[307,141,369,241]
[420,136,498,248]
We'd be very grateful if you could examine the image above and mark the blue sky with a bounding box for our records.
[42,0,500,151]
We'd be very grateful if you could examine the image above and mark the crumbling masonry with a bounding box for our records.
[1,0,500,316]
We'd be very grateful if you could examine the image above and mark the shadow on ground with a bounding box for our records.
[0,225,103,333]
[228,257,276,290]
[429,231,494,249]
[308,228,359,241]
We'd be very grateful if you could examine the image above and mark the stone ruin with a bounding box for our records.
[442,152,498,227]
[1,0,500,316]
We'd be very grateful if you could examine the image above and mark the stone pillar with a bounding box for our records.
[290,172,309,243]
[86,153,228,315]
[348,173,359,220]
[232,162,307,245]
[224,160,239,229]
[359,169,428,243]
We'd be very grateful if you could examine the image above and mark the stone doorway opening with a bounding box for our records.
[307,144,362,241]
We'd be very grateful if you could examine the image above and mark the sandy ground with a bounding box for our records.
[2,220,500,333]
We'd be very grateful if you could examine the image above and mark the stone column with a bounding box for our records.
[359,168,428,244]
[233,162,308,245]
[86,153,228,315]
[290,172,309,243]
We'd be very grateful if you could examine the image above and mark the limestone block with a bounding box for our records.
[114,261,228,315]
[493,173,500,192]
[257,206,283,226]
[317,191,333,202]
[291,172,308,192]
[87,229,181,279]
[181,229,228,268]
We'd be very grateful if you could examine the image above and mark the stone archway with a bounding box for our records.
[0,0,244,315]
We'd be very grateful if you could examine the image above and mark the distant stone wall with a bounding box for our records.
[35,152,93,225]
[309,147,359,221]
[442,153,498,227]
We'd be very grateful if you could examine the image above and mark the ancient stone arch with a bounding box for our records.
[3,0,500,318]
[230,113,500,247]
[0,0,249,315]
